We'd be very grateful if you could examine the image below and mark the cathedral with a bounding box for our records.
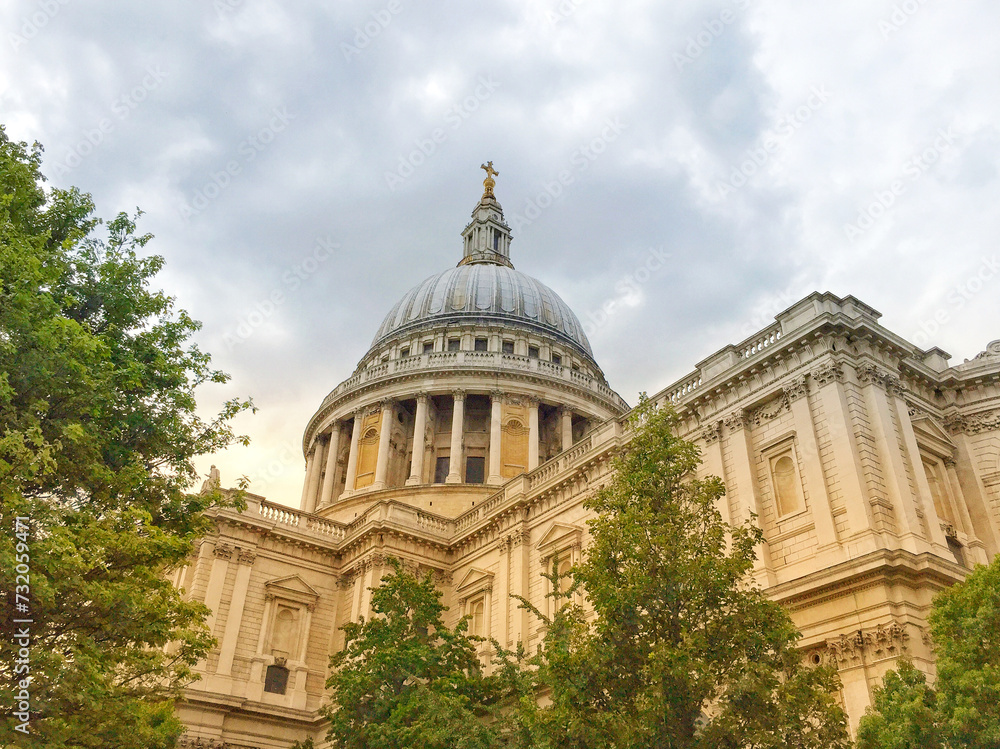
[175,167,1000,748]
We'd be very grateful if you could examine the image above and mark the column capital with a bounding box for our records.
[415,391,429,403]
[452,389,466,401]
[701,422,722,444]
[812,361,845,385]
[723,409,748,432]
[379,398,396,410]
[526,396,540,408]
[490,388,505,401]
[784,375,809,403]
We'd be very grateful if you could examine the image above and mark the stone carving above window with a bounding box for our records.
[944,408,1000,435]
[822,621,909,669]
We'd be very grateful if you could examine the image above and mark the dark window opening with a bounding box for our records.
[528,346,539,359]
[448,338,461,352]
[264,665,290,694]
[423,342,434,354]
[400,347,410,358]
[551,353,562,365]
[501,340,515,354]
[493,232,500,251]
[465,456,485,484]
[475,337,488,351]
[434,457,450,484]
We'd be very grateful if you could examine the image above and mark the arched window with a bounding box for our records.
[769,451,803,517]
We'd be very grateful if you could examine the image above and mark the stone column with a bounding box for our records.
[298,450,317,509]
[373,400,395,490]
[407,393,429,485]
[317,422,343,509]
[446,390,465,484]
[203,542,233,638]
[724,410,776,585]
[561,407,574,452]
[891,387,949,552]
[509,529,530,644]
[342,411,363,496]
[857,365,923,551]
[811,362,876,551]
[528,398,540,470]
[216,549,256,675]
[785,376,839,551]
[303,438,326,512]
[700,423,731,527]
[944,458,988,564]
[488,390,503,485]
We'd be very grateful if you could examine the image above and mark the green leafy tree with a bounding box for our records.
[509,397,850,749]
[857,554,1000,749]
[0,125,253,748]
[322,558,501,749]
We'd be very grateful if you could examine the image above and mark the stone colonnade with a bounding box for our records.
[300,391,582,512]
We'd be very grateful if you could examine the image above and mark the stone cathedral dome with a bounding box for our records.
[370,263,594,359]
[298,164,627,520]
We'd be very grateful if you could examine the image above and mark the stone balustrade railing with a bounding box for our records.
[318,350,629,412]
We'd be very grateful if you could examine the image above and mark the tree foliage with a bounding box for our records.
[857,554,1000,749]
[0,125,253,748]
[506,396,850,749]
[322,558,502,749]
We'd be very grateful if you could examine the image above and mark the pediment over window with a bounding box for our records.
[456,567,494,595]
[911,415,957,459]
[264,575,320,607]
[536,522,583,557]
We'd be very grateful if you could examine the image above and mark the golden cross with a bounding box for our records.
[480,161,499,179]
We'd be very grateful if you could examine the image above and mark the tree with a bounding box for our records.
[510,397,850,749]
[857,554,1000,749]
[0,125,253,748]
[322,558,502,749]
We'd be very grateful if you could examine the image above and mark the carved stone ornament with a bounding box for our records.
[701,422,722,445]
[944,408,1000,435]
[723,410,748,432]
[973,339,1000,360]
[750,392,790,426]
[784,375,809,402]
[812,362,845,386]
[237,549,257,565]
[824,621,909,669]
[213,543,234,560]
[856,363,907,396]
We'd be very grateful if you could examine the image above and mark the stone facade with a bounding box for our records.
[177,182,1000,747]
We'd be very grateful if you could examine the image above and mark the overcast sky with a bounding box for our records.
[3,0,999,507]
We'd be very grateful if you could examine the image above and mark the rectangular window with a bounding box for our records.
[423,341,434,354]
[465,456,485,484]
[501,340,515,354]
[551,353,562,365]
[399,347,410,358]
[434,456,450,484]
[474,337,488,351]
[448,338,461,352]
[528,346,539,359]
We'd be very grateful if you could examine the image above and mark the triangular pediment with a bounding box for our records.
[456,567,494,593]
[264,574,320,604]
[536,522,583,553]
[912,415,957,458]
